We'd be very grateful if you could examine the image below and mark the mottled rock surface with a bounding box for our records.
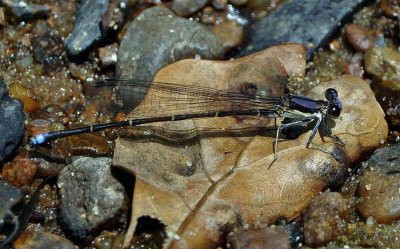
[0,80,24,162]
[1,155,37,187]
[65,0,109,57]
[240,0,370,59]
[58,157,125,240]
[171,0,208,17]
[1,0,51,21]
[364,47,400,128]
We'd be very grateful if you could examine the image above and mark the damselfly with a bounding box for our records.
[30,79,342,159]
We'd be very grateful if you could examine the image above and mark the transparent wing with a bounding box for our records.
[97,79,283,119]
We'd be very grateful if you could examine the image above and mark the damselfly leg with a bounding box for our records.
[274,117,314,160]
[306,112,323,148]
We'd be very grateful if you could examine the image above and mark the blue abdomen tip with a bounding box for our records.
[32,133,48,145]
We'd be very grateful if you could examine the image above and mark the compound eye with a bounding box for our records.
[329,105,341,117]
[325,88,338,99]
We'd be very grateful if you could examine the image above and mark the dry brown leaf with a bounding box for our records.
[112,44,387,249]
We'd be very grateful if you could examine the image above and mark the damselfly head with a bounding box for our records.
[324,88,342,117]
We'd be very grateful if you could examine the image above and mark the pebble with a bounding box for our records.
[98,43,118,67]
[26,119,51,136]
[200,6,217,25]
[58,157,125,240]
[226,227,291,249]
[303,192,349,247]
[364,47,400,127]
[14,228,77,249]
[0,7,5,26]
[380,0,400,18]
[8,82,40,113]
[343,59,364,78]
[212,20,244,52]
[374,79,400,127]
[68,63,94,82]
[33,30,65,70]
[0,80,24,162]
[240,0,371,59]
[101,0,128,33]
[30,158,65,178]
[33,104,66,124]
[212,0,228,10]
[65,0,110,58]
[116,6,223,110]
[345,24,372,52]
[357,143,400,224]
[93,230,124,249]
[171,0,208,17]
[364,46,400,78]
[1,155,38,188]
[1,0,51,22]
[0,179,22,228]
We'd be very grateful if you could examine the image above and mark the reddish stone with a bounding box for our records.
[2,155,37,187]
[345,24,372,52]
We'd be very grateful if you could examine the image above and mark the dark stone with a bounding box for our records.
[2,0,51,22]
[279,221,303,247]
[33,31,65,70]
[0,80,24,162]
[116,6,223,110]
[65,0,110,58]
[58,157,125,240]
[240,0,371,59]
[364,143,400,174]
[0,179,22,228]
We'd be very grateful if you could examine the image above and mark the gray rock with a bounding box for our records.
[357,143,400,223]
[0,179,22,229]
[171,0,208,17]
[0,80,24,162]
[58,157,125,240]
[1,0,51,22]
[365,143,400,174]
[116,6,224,110]
[240,0,370,59]
[65,0,110,58]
